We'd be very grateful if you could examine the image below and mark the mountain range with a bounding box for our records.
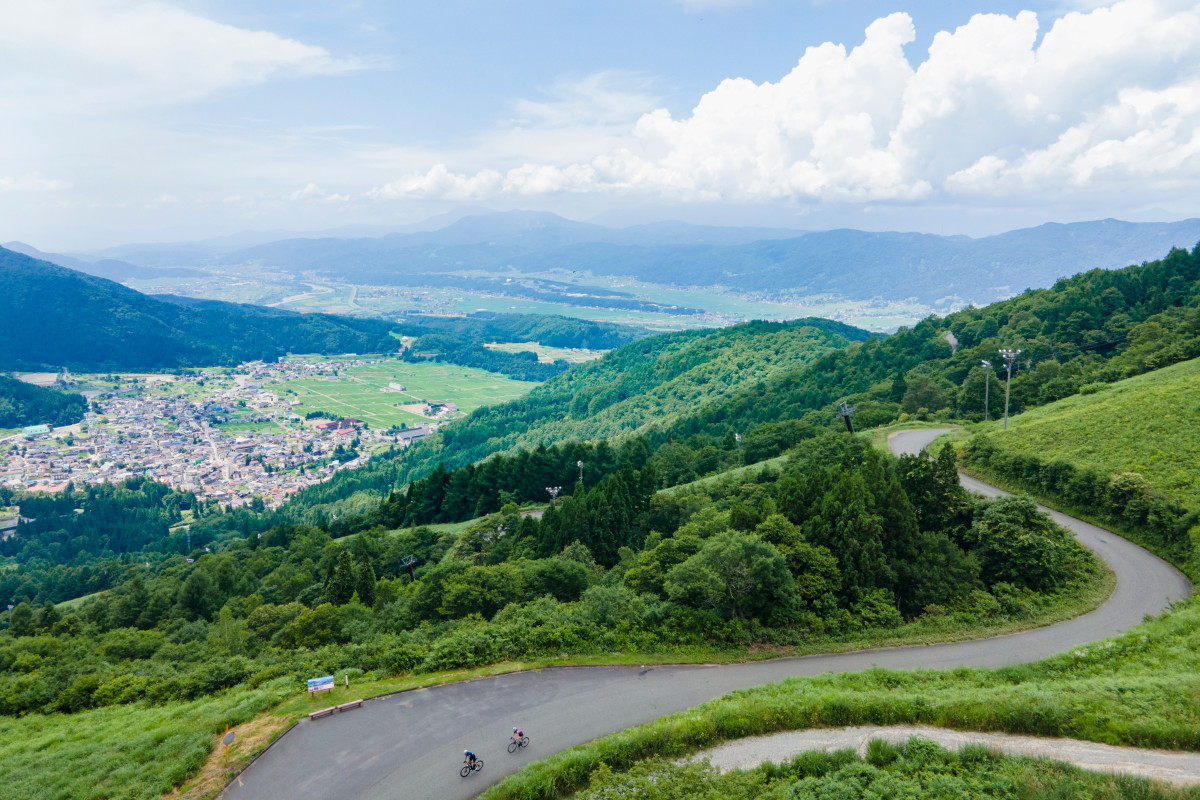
[1,241,207,282]
[68,212,1199,308]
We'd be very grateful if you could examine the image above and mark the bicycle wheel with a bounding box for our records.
[460,765,471,778]
[521,736,530,747]
[508,741,518,753]
[476,759,484,771]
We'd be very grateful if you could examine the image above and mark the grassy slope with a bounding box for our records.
[980,357,1200,509]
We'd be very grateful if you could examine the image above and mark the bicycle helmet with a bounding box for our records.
[513,727,518,731]
[464,750,469,754]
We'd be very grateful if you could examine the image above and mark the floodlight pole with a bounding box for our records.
[576,460,584,484]
[734,432,743,466]
[980,360,992,422]
[999,349,1021,430]
[546,486,561,506]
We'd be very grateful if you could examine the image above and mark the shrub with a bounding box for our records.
[93,674,149,707]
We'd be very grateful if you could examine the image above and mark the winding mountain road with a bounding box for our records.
[221,428,1190,800]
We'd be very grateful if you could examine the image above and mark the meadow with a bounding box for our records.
[975,357,1200,509]
[483,341,607,363]
[285,359,541,428]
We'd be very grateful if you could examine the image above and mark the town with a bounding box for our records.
[0,358,439,509]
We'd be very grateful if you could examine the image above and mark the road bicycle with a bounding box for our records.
[507,735,530,753]
[460,759,484,777]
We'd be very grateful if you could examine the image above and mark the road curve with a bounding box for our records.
[222,428,1190,800]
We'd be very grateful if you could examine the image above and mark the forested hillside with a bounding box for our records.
[0,248,400,371]
[286,317,873,517]
[675,243,1200,436]
[283,244,1200,524]
[0,431,1098,731]
[0,376,86,428]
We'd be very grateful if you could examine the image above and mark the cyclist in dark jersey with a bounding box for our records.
[463,750,477,769]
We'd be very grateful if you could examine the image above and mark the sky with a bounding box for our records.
[2,0,1200,250]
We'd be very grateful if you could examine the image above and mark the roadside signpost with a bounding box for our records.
[223,726,235,767]
[307,675,335,693]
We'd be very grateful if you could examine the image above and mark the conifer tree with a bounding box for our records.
[356,552,377,607]
[326,550,356,606]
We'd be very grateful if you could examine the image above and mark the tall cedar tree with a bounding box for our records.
[326,550,356,606]
[356,552,377,607]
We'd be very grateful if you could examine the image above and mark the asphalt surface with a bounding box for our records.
[222,428,1191,800]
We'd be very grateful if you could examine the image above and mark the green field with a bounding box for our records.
[980,357,1200,509]
[483,341,607,363]
[285,360,541,427]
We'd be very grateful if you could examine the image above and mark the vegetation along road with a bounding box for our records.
[220,428,1191,800]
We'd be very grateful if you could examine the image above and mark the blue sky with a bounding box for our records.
[2,0,1199,249]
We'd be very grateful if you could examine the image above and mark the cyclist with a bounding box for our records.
[463,750,477,770]
[511,727,524,745]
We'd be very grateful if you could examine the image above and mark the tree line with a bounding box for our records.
[0,430,1095,719]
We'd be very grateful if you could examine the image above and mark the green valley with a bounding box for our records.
[1,243,1199,800]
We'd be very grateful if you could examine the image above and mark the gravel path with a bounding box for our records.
[692,725,1200,786]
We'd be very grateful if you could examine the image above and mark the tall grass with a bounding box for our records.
[0,681,290,800]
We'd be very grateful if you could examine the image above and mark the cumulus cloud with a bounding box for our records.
[369,0,1200,212]
[0,0,358,113]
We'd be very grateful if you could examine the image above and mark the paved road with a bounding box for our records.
[222,428,1191,800]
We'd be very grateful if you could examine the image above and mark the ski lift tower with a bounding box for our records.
[835,401,857,434]
[399,555,418,583]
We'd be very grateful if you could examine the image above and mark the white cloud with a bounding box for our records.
[368,0,1200,214]
[0,175,67,192]
[0,0,358,113]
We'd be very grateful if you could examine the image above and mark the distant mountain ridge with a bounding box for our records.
[0,247,399,371]
[0,247,653,380]
[199,214,1200,306]
[2,241,207,281]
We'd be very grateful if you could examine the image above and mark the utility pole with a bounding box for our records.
[980,360,992,422]
[576,460,584,484]
[999,348,1021,430]
[734,432,742,466]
